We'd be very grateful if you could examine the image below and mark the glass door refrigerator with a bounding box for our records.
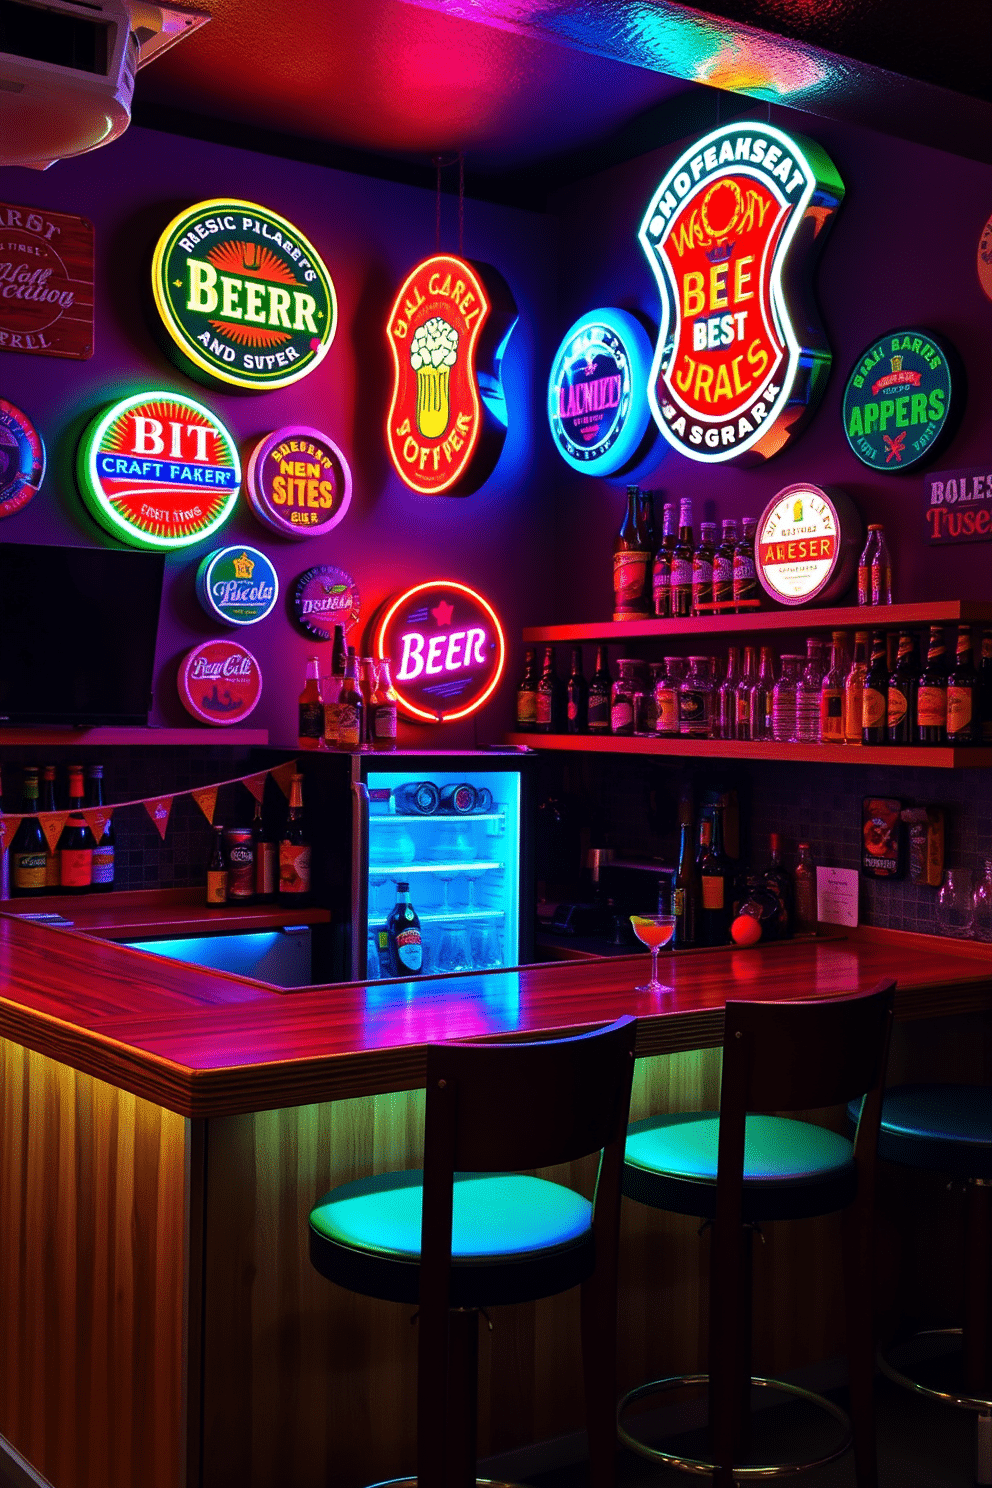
[350,751,534,980]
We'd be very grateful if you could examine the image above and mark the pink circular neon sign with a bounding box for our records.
[374,580,506,723]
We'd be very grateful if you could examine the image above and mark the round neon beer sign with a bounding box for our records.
[0,400,45,518]
[246,425,352,539]
[639,122,844,465]
[196,545,279,626]
[178,639,263,725]
[150,198,337,391]
[374,580,506,722]
[293,564,360,641]
[76,390,241,550]
[548,308,660,478]
[842,328,960,473]
[756,483,862,607]
[386,254,517,496]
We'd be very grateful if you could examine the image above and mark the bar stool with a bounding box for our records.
[618,981,896,1488]
[848,1083,992,1484]
[308,1016,637,1488]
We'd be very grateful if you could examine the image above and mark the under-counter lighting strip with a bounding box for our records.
[369,861,502,874]
[369,813,504,824]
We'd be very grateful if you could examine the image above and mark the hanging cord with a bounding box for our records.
[434,154,443,254]
[458,151,465,257]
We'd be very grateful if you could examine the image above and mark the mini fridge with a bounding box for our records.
[350,751,534,980]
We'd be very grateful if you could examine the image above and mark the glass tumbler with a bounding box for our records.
[971,860,992,942]
[936,868,975,939]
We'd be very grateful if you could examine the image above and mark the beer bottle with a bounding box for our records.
[637,488,657,555]
[651,502,675,618]
[843,631,869,745]
[672,817,700,949]
[87,765,115,892]
[715,647,739,741]
[566,646,588,734]
[820,631,847,744]
[713,519,737,612]
[793,843,818,934]
[587,646,611,734]
[862,632,889,745]
[763,833,793,937]
[670,497,694,619]
[57,764,95,894]
[613,484,652,621]
[387,881,423,975]
[278,773,311,903]
[691,521,716,616]
[917,626,949,746]
[978,628,992,743]
[370,659,399,752]
[336,648,364,752]
[887,629,920,744]
[358,658,378,745]
[947,626,979,745]
[515,648,539,733]
[10,767,47,898]
[331,622,347,677]
[655,659,679,738]
[750,646,777,742]
[206,825,228,906]
[535,646,564,734]
[298,656,324,750]
[322,629,349,749]
[699,805,732,946]
[733,517,760,612]
[252,797,278,902]
[393,781,440,815]
[41,764,61,889]
[438,783,477,813]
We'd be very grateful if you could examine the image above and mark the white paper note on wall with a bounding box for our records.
[816,866,859,928]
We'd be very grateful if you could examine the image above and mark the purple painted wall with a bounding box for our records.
[0,125,557,748]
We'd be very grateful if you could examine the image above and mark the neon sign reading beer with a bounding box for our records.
[374,580,505,722]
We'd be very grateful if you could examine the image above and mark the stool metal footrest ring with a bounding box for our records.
[878,1328,992,1413]
[617,1372,853,1480]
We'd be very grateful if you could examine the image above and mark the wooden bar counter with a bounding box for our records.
[0,909,989,1488]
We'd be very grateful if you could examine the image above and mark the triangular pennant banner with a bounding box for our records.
[243,772,267,804]
[82,808,113,844]
[0,815,23,854]
[270,760,297,799]
[144,796,173,841]
[192,787,218,825]
[39,812,69,855]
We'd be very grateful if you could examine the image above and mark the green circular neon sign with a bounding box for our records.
[842,328,960,472]
[151,198,337,391]
[76,390,242,550]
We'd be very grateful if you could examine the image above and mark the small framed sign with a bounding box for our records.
[756,483,862,606]
[924,464,992,545]
[0,202,94,360]
[0,400,45,517]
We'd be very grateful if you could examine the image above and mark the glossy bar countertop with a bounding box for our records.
[0,909,990,1118]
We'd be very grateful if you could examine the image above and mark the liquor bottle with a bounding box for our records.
[252,798,278,902]
[439,783,477,813]
[858,524,892,606]
[87,765,114,892]
[750,646,776,741]
[691,521,716,616]
[771,656,803,742]
[206,825,228,906]
[651,502,676,618]
[298,657,324,750]
[331,622,348,677]
[10,767,47,898]
[980,628,992,744]
[820,632,847,744]
[947,626,979,745]
[672,817,700,949]
[278,772,311,902]
[669,497,694,619]
[359,658,378,745]
[587,645,611,735]
[613,484,652,621]
[843,631,869,745]
[637,488,657,556]
[393,781,440,815]
[862,632,889,745]
[611,659,638,737]
[336,647,364,752]
[655,660,679,738]
[515,648,539,733]
[887,629,920,744]
[641,662,664,736]
[795,637,826,743]
[370,659,399,751]
[678,657,712,739]
[699,804,732,945]
[733,517,759,612]
[793,843,818,933]
[566,646,588,734]
[41,764,61,889]
[735,646,757,741]
[917,626,949,746]
[763,833,793,937]
[387,881,423,975]
[57,764,95,894]
[535,646,564,734]
[322,628,348,749]
[713,519,737,612]
[716,646,739,741]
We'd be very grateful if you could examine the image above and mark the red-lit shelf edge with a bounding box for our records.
[0,887,329,940]
[505,733,992,769]
[522,600,992,645]
[0,726,269,746]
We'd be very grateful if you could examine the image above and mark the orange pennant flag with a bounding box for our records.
[82,808,113,844]
[39,812,69,855]
[242,772,267,804]
[192,787,218,825]
[144,796,173,841]
[270,760,297,799]
[0,815,22,854]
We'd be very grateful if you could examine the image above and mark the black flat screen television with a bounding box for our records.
[0,543,165,726]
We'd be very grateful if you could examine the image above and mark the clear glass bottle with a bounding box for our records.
[735,646,758,741]
[843,631,869,745]
[610,659,639,736]
[771,655,804,742]
[678,656,713,739]
[971,861,992,942]
[640,662,665,736]
[751,646,777,741]
[795,638,825,743]
[820,631,847,745]
[655,660,680,738]
[716,646,740,741]
[858,523,892,606]
[936,868,974,939]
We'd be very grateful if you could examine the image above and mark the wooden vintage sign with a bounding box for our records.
[0,202,94,360]
[925,464,992,545]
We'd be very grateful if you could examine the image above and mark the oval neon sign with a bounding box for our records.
[374,580,506,722]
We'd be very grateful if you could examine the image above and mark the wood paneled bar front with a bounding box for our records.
[0,912,989,1488]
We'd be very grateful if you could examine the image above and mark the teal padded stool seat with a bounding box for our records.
[309,1016,638,1488]
[619,983,896,1488]
[847,1083,992,1484]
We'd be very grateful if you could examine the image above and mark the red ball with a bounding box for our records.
[731,913,762,947]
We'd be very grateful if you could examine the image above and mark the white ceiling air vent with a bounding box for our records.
[0,0,209,170]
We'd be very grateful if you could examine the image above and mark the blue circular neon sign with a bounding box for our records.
[548,308,660,478]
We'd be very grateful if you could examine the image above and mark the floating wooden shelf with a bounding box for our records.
[0,727,269,747]
[522,600,992,645]
[505,733,992,769]
[0,887,328,940]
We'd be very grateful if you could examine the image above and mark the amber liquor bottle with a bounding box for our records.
[587,646,612,735]
[336,648,364,752]
[278,773,311,903]
[843,631,869,745]
[515,648,539,733]
[917,626,948,746]
[613,485,652,621]
[298,657,324,750]
[669,498,694,619]
[672,817,700,948]
[566,647,588,734]
[713,519,737,612]
[887,630,920,745]
[862,632,889,745]
[57,764,95,894]
[947,626,979,744]
[651,502,676,618]
[10,767,47,898]
[699,805,732,946]
[535,646,565,734]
